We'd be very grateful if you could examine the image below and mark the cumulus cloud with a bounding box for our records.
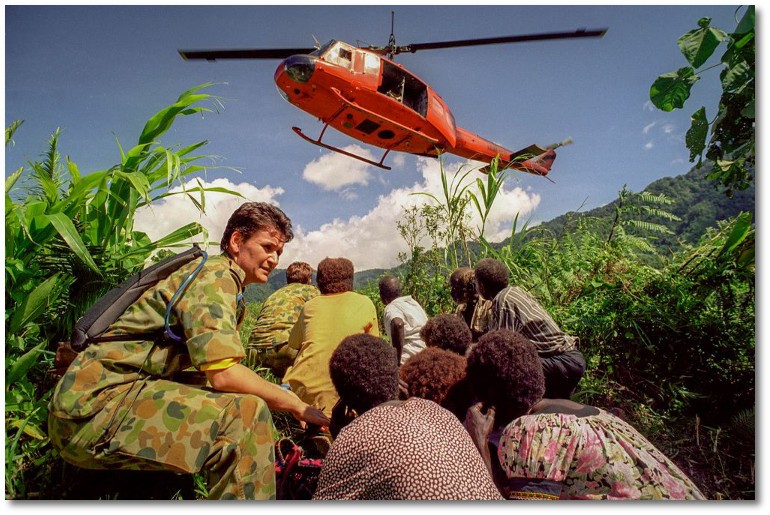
[662,123,676,134]
[132,161,542,272]
[302,145,375,191]
[133,178,285,247]
[281,157,541,270]
[644,141,654,150]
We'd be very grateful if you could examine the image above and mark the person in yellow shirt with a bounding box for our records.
[282,257,379,416]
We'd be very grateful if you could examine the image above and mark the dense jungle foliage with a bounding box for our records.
[4,9,754,500]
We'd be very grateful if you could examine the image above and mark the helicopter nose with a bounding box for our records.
[281,54,316,83]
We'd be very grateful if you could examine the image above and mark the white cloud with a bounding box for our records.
[302,145,375,191]
[643,100,656,112]
[643,121,657,134]
[133,178,285,248]
[662,123,675,134]
[132,160,542,272]
[644,141,654,150]
[281,157,541,270]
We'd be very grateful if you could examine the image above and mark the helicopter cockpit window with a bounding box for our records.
[364,53,380,75]
[377,61,428,118]
[325,42,354,69]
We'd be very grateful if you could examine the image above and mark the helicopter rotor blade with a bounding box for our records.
[385,28,607,56]
[178,47,316,61]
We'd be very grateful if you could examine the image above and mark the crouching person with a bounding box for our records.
[48,202,329,500]
[313,334,502,500]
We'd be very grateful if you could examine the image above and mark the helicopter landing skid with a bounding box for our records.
[292,126,392,170]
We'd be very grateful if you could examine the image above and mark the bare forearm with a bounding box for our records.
[206,363,303,414]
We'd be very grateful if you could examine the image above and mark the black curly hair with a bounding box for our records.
[466,329,545,426]
[474,258,509,299]
[316,257,354,294]
[329,334,399,414]
[420,314,472,356]
[400,347,467,406]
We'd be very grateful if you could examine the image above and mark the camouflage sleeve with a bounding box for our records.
[287,309,305,351]
[173,260,246,368]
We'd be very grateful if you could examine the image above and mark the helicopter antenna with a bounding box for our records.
[311,34,321,49]
[387,11,397,59]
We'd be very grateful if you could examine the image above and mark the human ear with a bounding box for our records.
[229,231,243,254]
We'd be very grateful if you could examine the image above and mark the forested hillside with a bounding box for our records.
[507,162,755,254]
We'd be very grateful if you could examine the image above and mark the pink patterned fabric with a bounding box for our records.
[498,409,706,500]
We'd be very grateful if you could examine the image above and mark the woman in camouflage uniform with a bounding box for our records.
[48,203,329,500]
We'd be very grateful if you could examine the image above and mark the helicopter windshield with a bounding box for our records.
[378,61,428,118]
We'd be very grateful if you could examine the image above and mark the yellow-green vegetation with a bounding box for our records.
[5,11,755,496]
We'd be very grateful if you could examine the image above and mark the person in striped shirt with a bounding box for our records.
[473,258,586,400]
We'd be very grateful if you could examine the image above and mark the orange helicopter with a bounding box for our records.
[179,16,606,178]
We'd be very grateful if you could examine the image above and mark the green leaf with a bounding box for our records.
[6,343,45,385]
[720,59,752,93]
[9,419,46,440]
[5,166,24,193]
[42,212,102,273]
[115,170,151,202]
[734,6,755,35]
[718,212,751,257]
[685,107,709,162]
[66,157,81,182]
[8,275,61,334]
[650,67,699,112]
[678,25,726,68]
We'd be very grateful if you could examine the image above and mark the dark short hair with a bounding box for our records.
[449,267,477,304]
[420,314,473,356]
[286,261,313,284]
[474,258,509,298]
[378,275,401,304]
[466,329,545,425]
[400,347,466,406]
[330,334,399,413]
[220,202,293,255]
[316,257,354,294]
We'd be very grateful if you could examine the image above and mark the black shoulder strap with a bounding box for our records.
[71,245,205,350]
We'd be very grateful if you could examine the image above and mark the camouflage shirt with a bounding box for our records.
[50,254,247,420]
[248,282,319,349]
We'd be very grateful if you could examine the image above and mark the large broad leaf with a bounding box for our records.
[6,342,45,385]
[677,22,727,69]
[734,5,755,36]
[8,274,61,334]
[42,212,102,274]
[650,67,699,112]
[685,106,708,164]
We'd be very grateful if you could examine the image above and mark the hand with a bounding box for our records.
[300,405,330,428]
[464,402,495,452]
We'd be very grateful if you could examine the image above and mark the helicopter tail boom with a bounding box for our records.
[452,128,557,177]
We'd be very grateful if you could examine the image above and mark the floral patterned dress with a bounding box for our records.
[497,408,706,500]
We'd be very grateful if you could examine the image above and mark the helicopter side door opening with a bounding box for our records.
[378,61,428,117]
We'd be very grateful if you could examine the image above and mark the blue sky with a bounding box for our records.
[4,3,749,270]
